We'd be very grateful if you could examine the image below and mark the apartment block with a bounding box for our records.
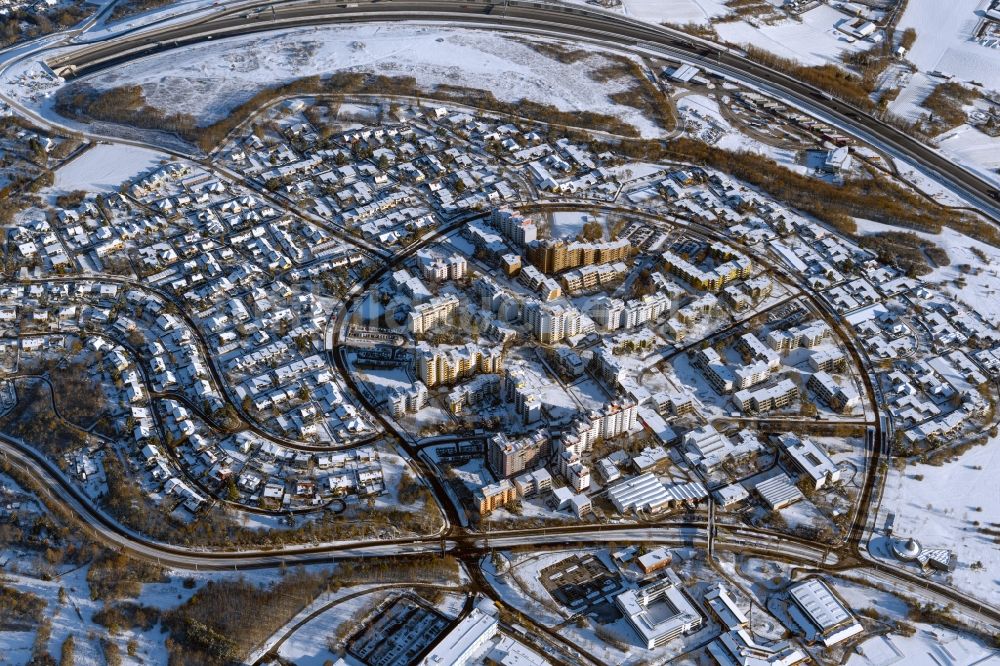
[446,374,501,415]
[808,371,859,413]
[767,321,830,351]
[487,431,550,478]
[408,294,459,335]
[661,242,752,292]
[526,238,631,274]
[417,249,467,282]
[523,300,595,344]
[518,264,562,301]
[733,379,797,414]
[490,207,538,246]
[416,342,503,388]
[694,347,736,393]
[475,479,517,514]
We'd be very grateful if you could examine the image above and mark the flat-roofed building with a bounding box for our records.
[787,579,862,648]
[637,547,673,574]
[513,468,552,497]
[807,348,845,373]
[767,321,829,352]
[713,484,750,509]
[733,361,772,391]
[708,629,807,666]
[694,347,736,393]
[491,207,538,247]
[615,574,703,649]
[662,243,752,292]
[733,379,797,414]
[446,374,501,415]
[420,601,499,666]
[753,473,804,510]
[807,371,859,413]
[607,472,672,514]
[417,342,503,388]
[683,426,762,473]
[653,391,696,417]
[736,333,781,370]
[487,431,550,478]
[409,294,459,335]
[777,432,840,490]
[526,237,631,274]
[518,264,562,301]
[705,584,748,630]
[474,479,517,515]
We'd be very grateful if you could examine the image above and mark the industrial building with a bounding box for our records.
[787,579,863,648]
[420,600,499,666]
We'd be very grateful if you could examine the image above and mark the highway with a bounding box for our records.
[38,0,1000,223]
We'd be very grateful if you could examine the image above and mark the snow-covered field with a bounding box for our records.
[875,438,1000,607]
[53,143,167,194]
[572,0,729,25]
[853,218,1000,326]
[52,25,665,138]
[622,0,728,25]
[936,125,1000,186]
[714,4,868,67]
[896,0,999,90]
[833,579,1000,666]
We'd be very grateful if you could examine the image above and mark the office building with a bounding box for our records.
[615,574,703,649]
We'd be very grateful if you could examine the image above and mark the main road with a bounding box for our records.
[39,0,1000,222]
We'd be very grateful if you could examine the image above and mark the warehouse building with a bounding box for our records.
[787,579,863,648]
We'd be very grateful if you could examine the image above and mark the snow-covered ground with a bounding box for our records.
[274,588,390,666]
[833,578,1000,666]
[623,0,728,25]
[896,0,999,90]
[875,437,1000,607]
[679,93,807,174]
[714,4,869,67]
[571,0,729,26]
[936,125,1000,186]
[53,143,167,194]
[887,0,1000,186]
[853,217,1000,326]
[31,25,667,138]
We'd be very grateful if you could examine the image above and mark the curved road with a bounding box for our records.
[37,0,1000,222]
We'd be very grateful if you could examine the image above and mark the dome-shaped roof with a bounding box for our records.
[892,536,921,561]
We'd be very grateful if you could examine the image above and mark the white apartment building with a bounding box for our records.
[523,300,595,344]
[767,321,830,351]
[490,207,538,246]
[408,294,459,335]
[418,249,467,282]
